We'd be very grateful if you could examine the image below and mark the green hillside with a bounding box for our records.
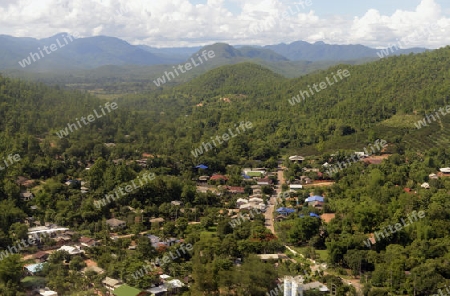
[1,45,450,296]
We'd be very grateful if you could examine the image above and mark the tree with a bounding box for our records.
[289,217,321,245]
[176,217,189,236]
[0,254,23,285]
[344,249,367,277]
[8,222,28,242]
[200,215,214,230]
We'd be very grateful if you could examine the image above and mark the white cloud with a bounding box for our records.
[0,0,448,48]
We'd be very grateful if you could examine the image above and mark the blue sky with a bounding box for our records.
[1,0,449,48]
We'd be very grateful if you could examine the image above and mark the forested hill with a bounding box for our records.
[150,46,450,157]
[1,46,450,170]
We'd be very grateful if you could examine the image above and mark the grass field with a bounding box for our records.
[379,114,423,128]
[290,246,328,262]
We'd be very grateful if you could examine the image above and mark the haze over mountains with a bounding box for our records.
[0,33,429,73]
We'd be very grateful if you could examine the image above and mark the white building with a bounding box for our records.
[283,276,329,296]
[39,288,58,296]
[289,184,303,190]
[284,276,304,296]
[439,168,450,174]
[58,245,82,255]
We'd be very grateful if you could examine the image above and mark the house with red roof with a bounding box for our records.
[210,174,228,181]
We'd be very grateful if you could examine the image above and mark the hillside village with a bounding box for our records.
[8,142,449,296]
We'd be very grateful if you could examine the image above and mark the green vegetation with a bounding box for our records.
[0,46,450,295]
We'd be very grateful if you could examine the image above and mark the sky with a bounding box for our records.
[0,0,449,48]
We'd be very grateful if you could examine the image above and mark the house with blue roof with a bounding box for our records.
[304,195,325,209]
[276,207,296,216]
[24,263,45,275]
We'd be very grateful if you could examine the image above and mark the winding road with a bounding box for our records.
[265,163,363,294]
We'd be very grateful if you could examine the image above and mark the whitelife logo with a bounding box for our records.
[131,243,193,280]
[414,104,450,129]
[18,32,80,68]
[94,172,156,209]
[288,69,350,106]
[363,210,425,247]
[0,153,21,171]
[56,102,118,139]
[191,121,253,158]
[0,232,48,261]
[153,50,215,87]
[325,139,387,177]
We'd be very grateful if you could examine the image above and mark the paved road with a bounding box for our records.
[264,165,286,235]
[264,164,363,294]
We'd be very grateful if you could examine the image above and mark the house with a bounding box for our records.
[243,196,265,212]
[33,251,49,262]
[79,236,96,248]
[113,284,148,296]
[249,193,262,198]
[421,182,430,189]
[53,235,72,246]
[429,173,439,180]
[289,184,303,190]
[276,207,296,216]
[64,180,79,186]
[439,168,450,175]
[102,277,123,291]
[171,200,183,206]
[20,192,34,201]
[300,176,312,184]
[166,279,184,291]
[225,186,245,194]
[135,159,148,168]
[106,218,126,230]
[210,174,228,182]
[289,155,305,163]
[58,245,82,255]
[38,288,58,296]
[236,198,248,207]
[257,254,289,263]
[147,285,167,296]
[82,265,105,275]
[149,217,165,226]
[198,176,210,183]
[80,186,89,194]
[305,196,325,203]
[249,197,263,204]
[147,234,179,248]
[257,178,273,186]
[303,281,329,292]
[24,263,45,275]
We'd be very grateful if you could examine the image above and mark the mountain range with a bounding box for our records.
[0,33,429,73]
